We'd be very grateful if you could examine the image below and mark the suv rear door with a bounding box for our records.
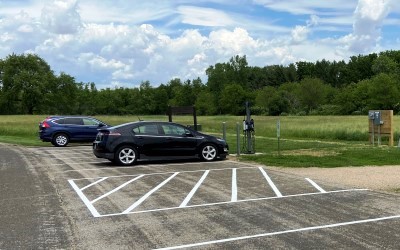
[63,117,85,140]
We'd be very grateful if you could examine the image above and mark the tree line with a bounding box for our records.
[1,51,400,116]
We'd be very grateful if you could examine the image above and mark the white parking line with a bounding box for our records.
[180,170,209,207]
[61,161,239,173]
[259,167,283,197]
[68,180,101,217]
[156,214,400,249]
[231,168,237,202]
[122,172,180,214]
[306,178,327,193]
[46,161,110,166]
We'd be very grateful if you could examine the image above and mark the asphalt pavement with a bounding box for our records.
[1,143,400,249]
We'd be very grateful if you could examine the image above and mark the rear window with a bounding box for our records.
[53,118,65,124]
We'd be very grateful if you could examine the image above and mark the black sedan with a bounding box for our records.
[93,121,229,165]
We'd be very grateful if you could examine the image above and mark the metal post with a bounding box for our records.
[277,119,280,156]
[236,122,240,156]
[372,123,375,146]
[222,122,226,141]
[378,124,381,146]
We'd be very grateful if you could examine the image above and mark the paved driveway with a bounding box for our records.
[1,144,400,249]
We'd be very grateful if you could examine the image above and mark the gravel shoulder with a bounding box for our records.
[272,165,400,193]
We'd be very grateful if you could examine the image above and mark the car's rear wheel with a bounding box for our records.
[52,133,69,147]
[199,144,217,161]
[115,146,138,166]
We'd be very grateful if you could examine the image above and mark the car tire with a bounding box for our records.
[115,146,138,166]
[52,133,69,147]
[199,144,217,161]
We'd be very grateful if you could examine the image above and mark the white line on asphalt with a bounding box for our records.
[60,161,222,173]
[44,161,109,166]
[91,175,144,204]
[50,157,95,160]
[68,180,101,217]
[180,170,209,207]
[69,166,258,180]
[98,189,368,217]
[259,167,283,197]
[31,152,89,156]
[231,168,237,202]
[155,214,400,249]
[81,177,108,191]
[306,178,327,193]
[122,172,179,214]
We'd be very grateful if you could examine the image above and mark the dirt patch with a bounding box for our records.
[280,149,340,157]
[272,165,400,193]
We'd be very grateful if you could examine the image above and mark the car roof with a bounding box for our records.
[110,121,185,129]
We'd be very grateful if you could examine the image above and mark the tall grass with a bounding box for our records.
[0,115,399,146]
[1,115,400,167]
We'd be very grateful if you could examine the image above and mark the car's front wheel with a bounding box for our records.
[115,146,138,166]
[199,144,217,161]
[52,133,69,147]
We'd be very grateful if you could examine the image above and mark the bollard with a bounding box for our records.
[222,122,226,141]
[236,122,240,156]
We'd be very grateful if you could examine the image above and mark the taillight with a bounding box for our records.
[108,132,121,136]
[42,121,51,128]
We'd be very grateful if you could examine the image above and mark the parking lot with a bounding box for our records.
[2,144,400,249]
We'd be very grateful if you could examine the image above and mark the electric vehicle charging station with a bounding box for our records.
[242,101,255,154]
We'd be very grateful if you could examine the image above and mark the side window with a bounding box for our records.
[162,124,186,136]
[132,124,159,135]
[83,118,99,126]
[53,118,65,124]
[64,118,83,125]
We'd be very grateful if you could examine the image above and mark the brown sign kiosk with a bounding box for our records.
[167,106,199,131]
[368,110,393,146]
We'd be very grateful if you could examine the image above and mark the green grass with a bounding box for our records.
[1,115,400,167]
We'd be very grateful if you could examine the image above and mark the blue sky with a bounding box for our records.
[1,0,400,89]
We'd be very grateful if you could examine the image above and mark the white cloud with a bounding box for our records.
[342,0,394,53]
[291,26,310,44]
[0,0,399,88]
[253,0,358,15]
[177,6,234,27]
[40,0,82,34]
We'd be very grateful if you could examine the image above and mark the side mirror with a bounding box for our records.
[185,132,194,137]
[98,123,105,127]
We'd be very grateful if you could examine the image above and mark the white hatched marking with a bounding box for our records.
[122,172,179,214]
[91,175,144,204]
[98,189,368,217]
[180,170,209,207]
[68,180,101,217]
[81,177,108,191]
[259,167,282,197]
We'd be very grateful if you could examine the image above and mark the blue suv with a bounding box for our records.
[39,116,109,147]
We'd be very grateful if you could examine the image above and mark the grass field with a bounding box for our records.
[1,115,399,168]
